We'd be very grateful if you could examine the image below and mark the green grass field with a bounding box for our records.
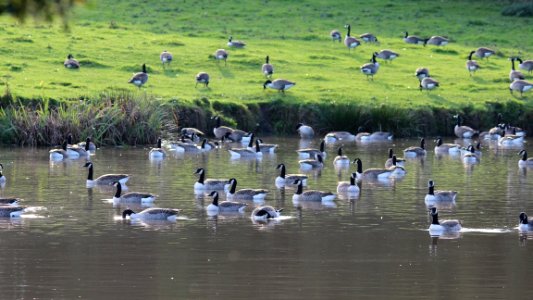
[0,0,532,144]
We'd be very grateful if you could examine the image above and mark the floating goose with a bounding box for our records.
[336,172,360,195]
[498,130,524,147]
[263,79,296,93]
[77,137,97,153]
[251,205,282,221]
[228,140,262,159]
[84,162,129,187]
[226,178,268,201]
[0,206,25,218]
[49,141,70,161]
[355,129,393,141]
[149,138,166,159]
[324,131,356,143]
[206,191,246,213]
[128,63,148,88]
[122,208,180,222]
[434,138,461,154]
[293,179,335,202]
[333,147,350,167]
[297,140,326,159]
[352,158,363,181]
[112,181,156,206]
[454,115,477,138]
[211,116,249,142]
[462,146,480,164]
[384,149,405,168]
[403,138,426,157]
[518,150,533,168]
[362,157,406,180]
[424,180,457,207]
[519,212,533,232]
[193,168,230,192]
[299,154,324,170]
[275,163,308,188]
[296,123,314,139]
[428,207,461,235]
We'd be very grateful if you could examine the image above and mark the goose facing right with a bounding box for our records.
[193,168,230,192]
[420,77,439,91]
[297,140,326,159]
[474,47,495,60]
[299,154,324,170]
[509,80,533,96]
[403,31,425,45]
[360,53,379,80]
[84,162,129,187]
[195,72,210,87]
[0,197,21,206]
[509,58,526,82]
[336,172,360,195]
[403,138,427,157]
[344,24,361,51]
[122,208,180,222]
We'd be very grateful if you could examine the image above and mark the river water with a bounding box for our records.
[0,137,532,299]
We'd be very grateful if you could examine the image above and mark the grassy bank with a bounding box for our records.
[0,0,532,144]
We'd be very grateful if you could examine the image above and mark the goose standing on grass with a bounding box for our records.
[360,53,379,80]
[195,72,209,88]
[297,140,326,159]
[428,207,461,234]
[49,141,70,161]
[384,149,405,168]
[0,206,25,218]
[262,56,274,78]
[275,163,308,188]
[251,205,282,221]
[330,30,342,42]
[362,156,406,180]
[214,49,228,65]
[509,58,526,82]
[227,36,246,48]
[424,180,457,207]
[420,77,439,91]
[474,47,495,60]
[0,163,6,186]
[84,162,129,187]
[403,138,427,157]
[263,79,296,93]
[226,178,268,201]
[403,31,425,45]
[344,24,361,51]
[112,181,156,206]
[466,51,480,76]
[293,179,336,202]
[336,172,360,195]
[207,191,246,213]
[333,147,350,167]
[415,67,430,82]
[296,123,314,139]
[375,50,399,63]
[517,57,533,74]
[426,35,448,46]
[509,80,533,96]
[360,32,378,43]
[434,138,461,154]
[193,168,230,192]
[122,208,180,222]
[299,154,324,170]
[64,54,80,69]
[160,50,173,67]
[518,150,533,168]
[325,131,356,143]
[128,64,148,88]
[454,115,477,138]
[149,138,166,159]
[519,212,533,231]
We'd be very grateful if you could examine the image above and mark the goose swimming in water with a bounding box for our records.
[193,168,230,193]
[206,191,246,213]
[149,138,167,159]
[122,207,180,222]
[519,212,533,232]
[336,172,360,195]
[84,162,129,187]
[296,123,314,139]
[403,138,427,157]
[518,150,533,168]
[297,140,326,159]
[384,149,405,168]
[424,180,457,207]
[275,163,308,188]
[112,181,156,206]
[0,197,21,206]
[434,138,460,154]
[293,179,336,202]
[226,178,268,201]
[0,206,25,218]
[428,207,461,235]
[251,205,282,221]
[333,147,350,167]
[299,154,324,170]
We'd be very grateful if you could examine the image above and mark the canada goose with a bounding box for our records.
[160,50,173,67]
[481,115,505,140]
[170,136,205,153]
[384,149,405,168]
[297,140,326,159]
[84,162,129,187]
[460,144,481,158]
[197,138,218,151]
[0,206,25,218]
[498,130,524,147]
[360,53,379,80]
[518,150,533,168]
[112,181,156,206]
[415,67,430,82]
[403,138,426,157]
[66,134,88,158]
[360,32,378,43]
[180,127,205,138]
[293,179,335,202]
[263,79,296,93]
[466,51,480,76]
[375,50,399,63]
[0,197,21,206]
[193,168,230,192]
[434,138,461,153]
[517,57,533,74]
[403,31,425,45]
[504,124,526,137]
[424,180,457,207]
[207,191,246,213]
[275,163,308,188]
[352,158,363,181]
[344,24,361,51]
[296,123,314,139]
[336,172,360,195]
[362,156,406,180]
[226,178,268,201]
[214,49,228,65]
[228,139,262,158]
[227,36,245,48]
[0,163,5,185]
[330,30,342,42]
[251,205,282,221]
[426,36,448,46]
[428,207,461,234]
[509,80,533,96]
[262,56,274,77]
[519,212,533,231]
[149,138,166,159]
[509,58,526,82]
[333,147,350,167]
[420,77,439,91]
[195,72,209,88]
[128,64,148,88]
[122,208,180,222]
[474,47,495,60]
[49,141,70,161]
[454,115,478,138]
[356,129,394,141]
[256,138,278,153]
[212,116,234,139]
[462,146,480,164]
[324,131,356,143]
[64,54,80,69]
[299,154,324,170]
[77,137,97,152]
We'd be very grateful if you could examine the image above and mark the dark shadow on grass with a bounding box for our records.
[217,65,234,78]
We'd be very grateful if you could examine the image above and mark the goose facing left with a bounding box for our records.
[293,179,336,202]
[64,54,80,69]
[519,212,533,231]
[84,162,129,187]
[424,180,457,207]
[112,181,156,205]
[251,205,282,221]
[336,172,360,195]
[344,24,361,51]
[509,58,525,82]
[360,53,379,80]
[403,138,427,157]
[275,163,308,188]
[517,57,533,74]
[0,206,25,218]
[226,178,268,201]
[122,208,180,222]
[193,168,230,192]
[299,154,324,170]
[128,63,148,88]
[207,191,246,213]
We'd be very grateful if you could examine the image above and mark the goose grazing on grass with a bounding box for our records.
[84,162,129,187]
[207,191,246,213]
[419,77,439,91]
[122,208,180,222]
[509,80,533,97]
[251,205,282,221]
[519,212,533,231]
[299,154,324,170]
[293,179,335,202]
[415,67,430,82]
[428,207,461,234]
[518,150,533,168]
[0,197,21,206]
[330,29,342,42]
[466,51,480,76]
[262,56,274,77]
[509,58,526,82]
[296,123,314,139]
[474,47,495,60]
[297,140,326,159]
[64,54,80,69]
[195,72,209,88]
[517,57,533,74]
[275,163,308,188]
[403,138,426,157]
[128,63,148,88]
[375,50,399,63]
[149,138,166,159]
[454,115,477,138]
[112,181,156,205]
[403,31,425,45]
[360,32,378,43]
[160,50,173,67]
[193,168,230,192]
[336,172,360,195]
[227,36,246,48]
[214,49,228,65]
[362,156,406,180]
[0,206,25,218]
[263,79,296,93]
[426,35,448,46]
[360,53,379,80]
[384,149,405,168]
[424,180,457,207]
[226,178,268,201]
[49,141,70,161]
[0,163,5,185]
[325,131,356,143]
[228,139,263,159]
[344,24,361,51]
[434,138,461,154]
[333,147,350,167]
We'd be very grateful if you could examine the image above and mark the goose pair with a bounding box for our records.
[84,162,129,187]
[128,64,148,88]
[193,168,230,193]
[498,130,524,147]
[296,140,326,159]
[275,163,308,188]
[293,179,335,202]
[122,208,180,222]
[509,58,525,82]
[212,116,250,142]
[424,180,457,207]
[112,181,156,206]
[518,150,533,168]
[226,178,267,201]
[360,53,379,80]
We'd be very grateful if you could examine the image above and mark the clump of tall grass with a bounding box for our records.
[501,2,533,17]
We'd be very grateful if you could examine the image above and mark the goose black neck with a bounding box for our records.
[511,58,516,70]
[142,64,147,73]
[350,174,356,185]
[428,185,434,195]
[388,148,393,158]
[211,193,219,206]
[405,31,408,38]
[229,179,237,194]
[114,183,122,198]
[248,135,254,148]
[296,181,303,194]
[84,138,90,151]
[392,156,397,166]
[346,25,351,36]
[157,138,162,148]
[198,170,205,184]
[278,164,286,178]
[255,140,260,152]
[521,213,528,224]
[356,159,362,173]
[320,140,325,152]
[122,209,134,219]
[87,164,93,180]
[266,56,269,64]
[201,139,207,149]
[421,138,425,149]
[215,117,221,128]
[67,134,73,145]
[431,212,440,225]
[436,138,442,146]
[62,141,68,151]
[468,51,474,60]
[337,147,343,156]
[521,150,528,161]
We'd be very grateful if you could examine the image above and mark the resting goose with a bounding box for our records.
[263,79,296,93]
[360,32,378,43]
[0,197,21,206]
[49,141,70,161]
[509,58,526,82]
[275,163,308,188]
[149,138,166,159]
[325,131,356,143]
[434,138,461,154]
[454,115,477,138]
[128,64,148,88]
[415,67,430,82]
[403,138,427,157]
[498,130,524,147]
[84,162,129,187]
[297,140,326,159]
[64,54,80,69]
[466,51,480,76]
[256,138,278,153]
[360,53,379,80]
[195,72,209,87]
[403,31,425,45]
[293,179,335,202]
[356,130,393,142]
[228,140,262,159]
[181,127,205,138]
[299,154,324,170]
[424,180,457,207]
[336,172,360,195]
[206,191,246,213]
[362,156,406,180]
[66,134,89,158]
[519,212,533,231]
[251,205,282,221]
[344,24,361,51]
[384,149,405,168]
[330,30,342,42]
[193,168,230,192]
[517,57,533,74]
[227,36,245,48]
[77,137,96,152]
[296,123,314,139]
[226,178,268,201]
[0,206,25,218]
[262,56,274,77]
[112,181,156,206]
[518,150,533,168]
[462,146,480,164]
[333,147,350,167]
[122,208,180,222]
[428,207,461,234]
